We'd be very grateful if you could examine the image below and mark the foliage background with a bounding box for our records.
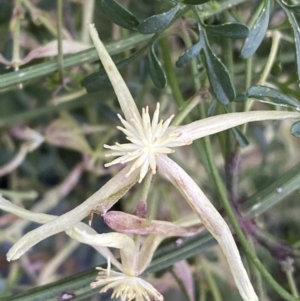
[0,0,300,300]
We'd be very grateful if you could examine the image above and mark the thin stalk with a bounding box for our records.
[286,270,299,298]
[160,36,185,107]
[244,31,282,114]
[245,241,265,301]
[57,0,64,84]
[81,0,95,44]
[11,0,22,71]
[138,171,153,205]
[201,258,222,301]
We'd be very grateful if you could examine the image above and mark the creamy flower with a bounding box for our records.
[91,268,163,301]
[104,103,189,182]
[0,195,201,301]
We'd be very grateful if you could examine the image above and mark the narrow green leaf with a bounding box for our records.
[206,23,249,39]
[147,45,167,89]
[291,121,300,137]
[201,41,236,104]
[231,127,249,147]
[176,40,203,68]
[138,5,180,34]
[278,1,300,81]
[247,85,300,111]
[100,0,140,31]
[241,0,271,58]
[181,0,210,4]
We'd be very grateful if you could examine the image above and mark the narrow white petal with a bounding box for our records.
[157,154,258,301]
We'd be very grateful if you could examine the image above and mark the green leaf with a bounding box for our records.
[278,2,300,81]
[138,5,180,34]
[181,0,210,4]
[247,85,300,111]
[291,121,300,137]
[241,0,271,58]
[206,23,249,39]
[147,45,167,89]
[100,0,140,31]
[231,127,249,147]
[176,40,203,68]
[201,40,236,105]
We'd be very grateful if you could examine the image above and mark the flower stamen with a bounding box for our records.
[104,103,187,183]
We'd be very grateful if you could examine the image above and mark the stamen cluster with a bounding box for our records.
[104,103,185,182]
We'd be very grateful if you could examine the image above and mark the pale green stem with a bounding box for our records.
[81,0,95,44]
[0,189,37,201]
[245,31,282,113]
[173,93,208,126]
[257,31,282,86]
[88,24,140,121]
[286,270,299,298]
[201,258,222,301]
[11,0,22,70]
[57,0,64,83]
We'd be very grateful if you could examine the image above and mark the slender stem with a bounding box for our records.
[201,258,222,301]
[138,171,153,205]
[160,36,185,107]
[11,0,22,71]
[245,241,265,301]
[57,0,64,84]
[257,31,282,85]
[81,0,95,44]
[286,270,299,298]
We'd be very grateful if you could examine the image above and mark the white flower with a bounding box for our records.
[104,103,189,183]
[91,268,163,301]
